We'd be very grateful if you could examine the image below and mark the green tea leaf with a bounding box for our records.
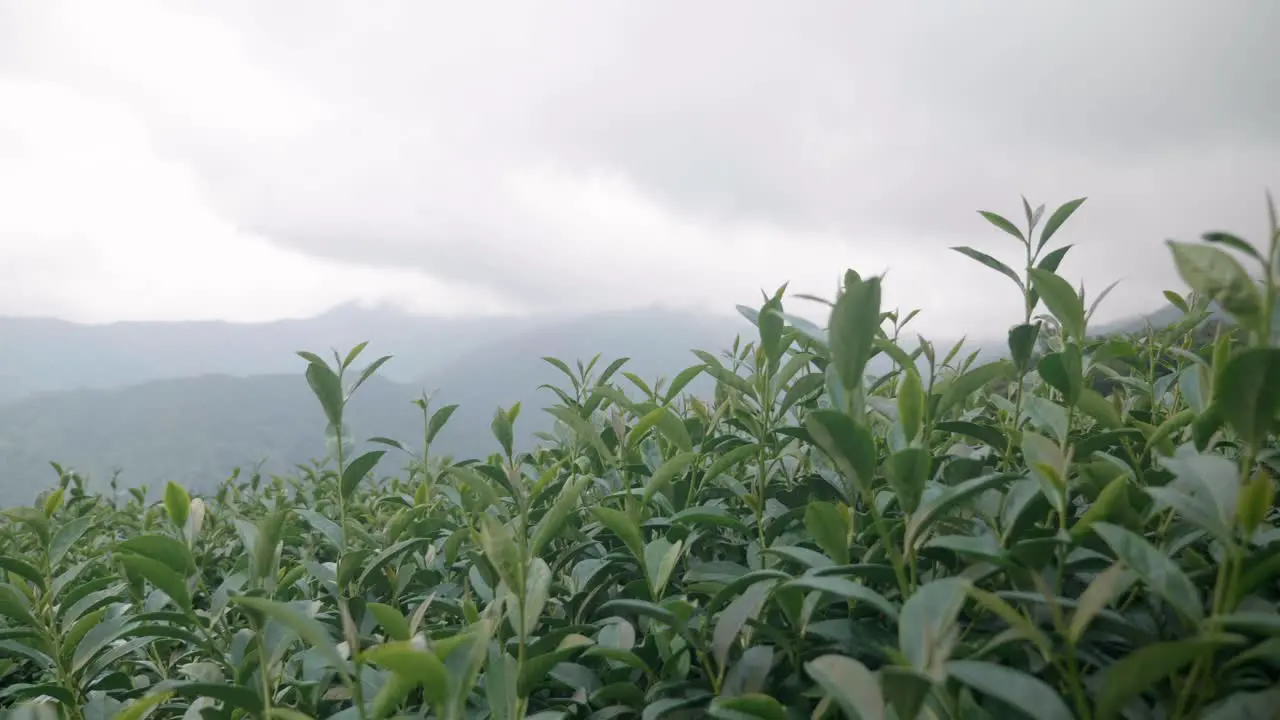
[341,449,386,501]
[642,451,698,507]
[804,410,877,501]
[426,404,460,445]
[1092,522,1203,623]
[302,360,344,429]
[976,211,1026,243]
[1069,563,1131,644]
[362,641,451,710]
[1007,323,1040,373]
[163,482,190,531]
[804,501,850,566]
[829,274,882,399]
[896,369,924,442]
[708,694,789,720]
[1096,635,1242,720]
[116,534,195,576]
[899,577,969,673]
[1028,268,1085,341]
[936,361,1013,417]
[118,555,191,612]
[884,448,929,515]
[547,407,616,464]
[805,654,884,720]
[951,246,1025,290]
[478,513,525,595]
[232,596,347,674]
[945,660,1073,720]
[1215,347,1280,449]
[1168,241,1264,333]
[1038,197,1086,252]
[713,578,777,670]
[591,507,647,568]
[531,475,589,556]
[367,602,411,642]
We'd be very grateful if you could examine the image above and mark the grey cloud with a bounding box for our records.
[11,0,1280,327]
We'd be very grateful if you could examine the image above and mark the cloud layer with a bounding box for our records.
[2,0,1277,337]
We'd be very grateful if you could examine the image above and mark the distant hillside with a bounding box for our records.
[0,299,1206,506]
[0,303,541,402]
[0,307,756,504]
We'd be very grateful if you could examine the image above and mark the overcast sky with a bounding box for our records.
[1,1,1277,339]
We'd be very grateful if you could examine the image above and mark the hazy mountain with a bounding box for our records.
[0,307,756,503]
[0,300,1191,505]
[0,303,543,402]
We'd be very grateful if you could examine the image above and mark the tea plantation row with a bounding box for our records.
[2,197,1279,719]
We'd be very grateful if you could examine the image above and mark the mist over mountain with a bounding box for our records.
[0,305,758,502]
[0,303,541,402]
[0,298,1187,505]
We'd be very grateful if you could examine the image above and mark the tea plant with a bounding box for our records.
[2,195,1279,719]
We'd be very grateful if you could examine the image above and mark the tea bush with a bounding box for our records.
[2,196,1279,719]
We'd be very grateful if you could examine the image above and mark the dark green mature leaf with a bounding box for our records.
[642,452,697,507]
[491,406,515,458]
[899,577,968,672]
[0,584,38,627]
[976,211,1027,243]
[804,410,877,501]
[302,359,345,428]
[828,274,882,398]
[951,246,1025,291]
[1202,231,1263,261]
[804,501,850,566]
[1168,241,1264,333]
[151,681,263,714]
[50,514,96,568]
[1215,347,1280,449]
[426,403,460,445]
[946,660,1073,720]
[163,482,190,530]
[884,448,929,515]
[1007,323,1040,373]
[708,695,787,720]
[936,361,1013,417]
[296,509,344,550]
[896,369,925,443]
[591,507,647,568]
[1028,269,1085,341]
[341,450,386,500]
[363,641,451,709]
[531,475,589,556]
[713,578,777,669]
[805,654,884,720]
[547,407,617,463]
[116,534,194,575]
[906,473,1015,551]
[109,691,173,720]
[478,513,525,594]
[1037,347,1082,405]
[1038,197,1086,252]
[1096,635,1243,720]
[1092,522,1203,622]
[779,576,898,620]
[118,555,191,612]
[230,596,348,674]
[0,556,45,590]
[367,602,411,641]
[935,421,1008,452]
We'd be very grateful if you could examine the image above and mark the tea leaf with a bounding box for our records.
[946,660,1073,720]
[805,654,884,720]
[1092,522,1203,622]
